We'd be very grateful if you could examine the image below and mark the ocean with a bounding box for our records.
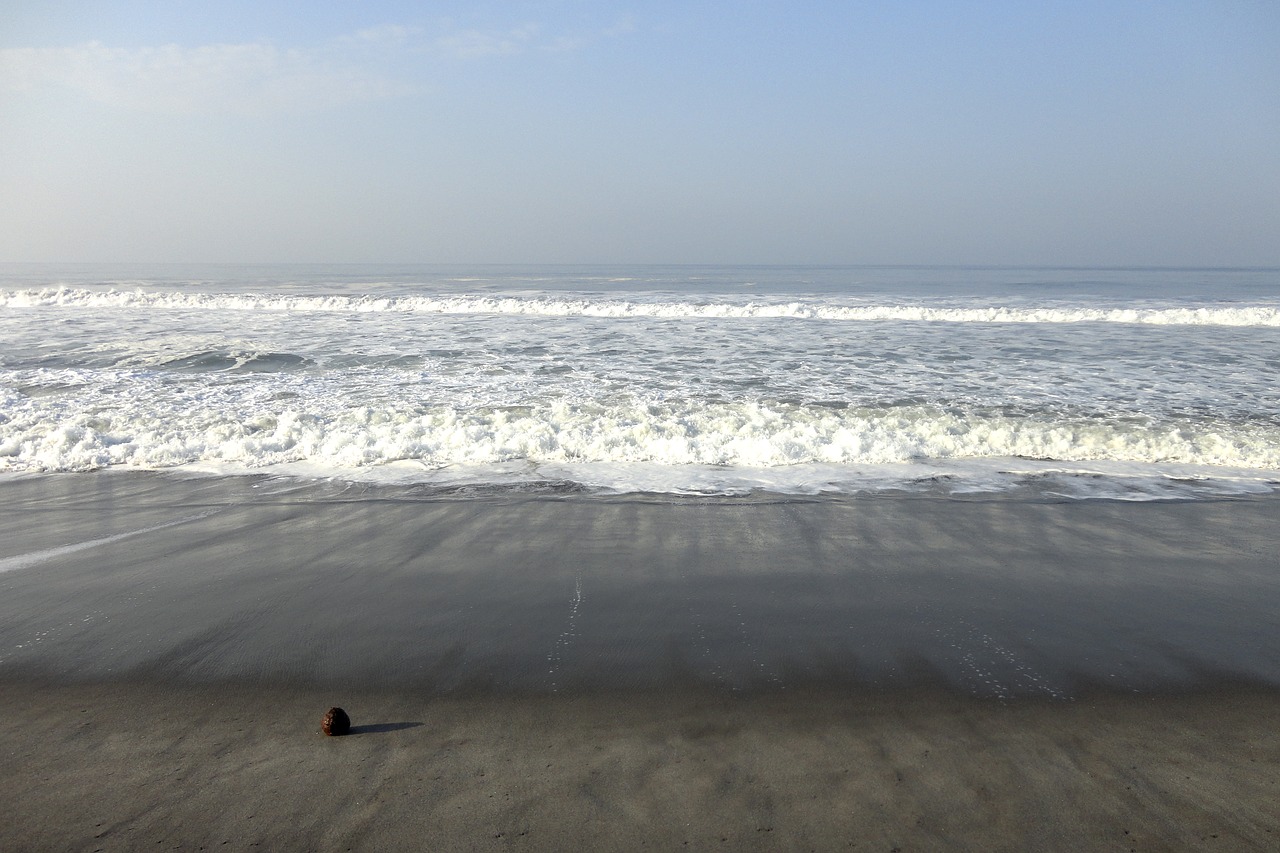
[3,263,1277,499]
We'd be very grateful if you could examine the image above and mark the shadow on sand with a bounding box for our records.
[347,722,424,735]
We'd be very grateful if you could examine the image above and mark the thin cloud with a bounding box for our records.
[349,24,425,44]
[0,34,415,115]
[432,17,637,59]
[432,24,542,59]
[0,18,638,114]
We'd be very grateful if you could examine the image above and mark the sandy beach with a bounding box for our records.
[3,473,1279,850]
[7,0,1280,843]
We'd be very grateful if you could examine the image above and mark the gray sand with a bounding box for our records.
[2,472,1279,849]
[5,681,1278,851]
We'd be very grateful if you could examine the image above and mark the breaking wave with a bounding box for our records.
[3,397,1278,496]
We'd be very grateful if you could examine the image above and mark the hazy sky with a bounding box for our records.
[2,1,1277,265]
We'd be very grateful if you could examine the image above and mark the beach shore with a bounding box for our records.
[2,473,1279,849]
[6,679,1278,851]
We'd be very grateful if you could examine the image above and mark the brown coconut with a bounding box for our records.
[321,706,351,736]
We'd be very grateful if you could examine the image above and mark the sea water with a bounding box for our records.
[2,263,1278,499]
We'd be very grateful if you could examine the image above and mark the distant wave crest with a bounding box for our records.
[5,287,1280,326]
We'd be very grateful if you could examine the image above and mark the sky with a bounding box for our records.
[1,1,1277,266]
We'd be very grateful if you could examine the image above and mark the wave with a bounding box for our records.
[4,399,1279,486]
[4,287,1280,326]
[159,350,310,372]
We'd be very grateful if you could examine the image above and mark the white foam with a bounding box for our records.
[4,287,1280,326]
[3,396,1278,497]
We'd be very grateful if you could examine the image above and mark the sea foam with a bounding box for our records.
[3,394,1278,496]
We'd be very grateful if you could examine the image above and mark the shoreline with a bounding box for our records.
[4,472,1280,696]
[3,472,1280,848]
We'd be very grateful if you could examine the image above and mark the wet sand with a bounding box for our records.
[2,473,1279,849]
